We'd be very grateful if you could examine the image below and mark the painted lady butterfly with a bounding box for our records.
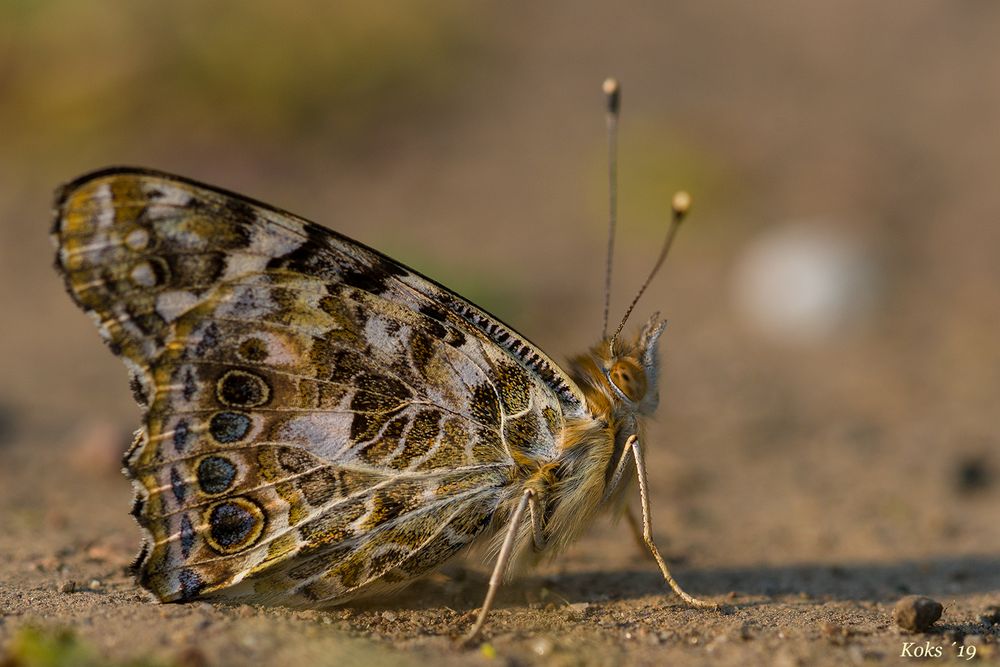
[52,81,715,643]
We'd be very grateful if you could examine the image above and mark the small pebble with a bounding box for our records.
[60,580,77,593]
[980,604,1000,626]
[893,595,943,632]
[956,457,991,493]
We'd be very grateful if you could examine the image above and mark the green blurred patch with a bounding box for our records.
[1,0,481,166]
[384,247,526,325]
[585,118,738,242]
[0,628,168,667]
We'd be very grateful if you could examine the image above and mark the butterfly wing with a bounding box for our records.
[53,168,587,604]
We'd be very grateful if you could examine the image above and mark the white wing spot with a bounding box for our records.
[130,262,157,287]
[125,227,150,251]
[94,183,113,230]
[156,290,201,322]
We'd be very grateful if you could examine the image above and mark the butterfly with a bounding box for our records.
[51,84,715,644]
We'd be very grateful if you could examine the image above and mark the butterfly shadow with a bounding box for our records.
[514,554,1000,609]
[286,553,1000,621]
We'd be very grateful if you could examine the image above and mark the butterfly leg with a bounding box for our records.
[624,505,653,558]
[527,490,547,552]
[604,444,650,557]
[603,440,633,502]
[605,440,653,558]
[462,487,534,645]
[628,435,717,609]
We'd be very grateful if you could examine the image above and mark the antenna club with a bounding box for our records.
[603,78,621,114]
[671,190,692,220]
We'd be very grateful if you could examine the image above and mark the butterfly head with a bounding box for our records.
[607,313,666,415]
[572,313,666,419]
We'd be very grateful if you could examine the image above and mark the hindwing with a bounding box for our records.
[53,168,586,603]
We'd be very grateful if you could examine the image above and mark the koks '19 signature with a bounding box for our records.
[900,640,976,660]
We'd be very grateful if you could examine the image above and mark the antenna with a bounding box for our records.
[610,191,691,345]
[600,77,621,340]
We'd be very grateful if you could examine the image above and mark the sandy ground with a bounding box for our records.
[2,2,1000,665]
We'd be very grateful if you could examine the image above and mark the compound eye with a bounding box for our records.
[609,359,647,403]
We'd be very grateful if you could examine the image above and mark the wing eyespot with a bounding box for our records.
[216,369,271,408]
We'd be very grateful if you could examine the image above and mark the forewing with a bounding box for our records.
[53,168,581,603]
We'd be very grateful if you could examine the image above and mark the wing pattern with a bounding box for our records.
[53,168,584,604]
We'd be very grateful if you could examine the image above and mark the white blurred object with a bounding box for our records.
[732,223,877,344]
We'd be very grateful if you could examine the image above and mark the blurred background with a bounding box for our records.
[1,0,999,660]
